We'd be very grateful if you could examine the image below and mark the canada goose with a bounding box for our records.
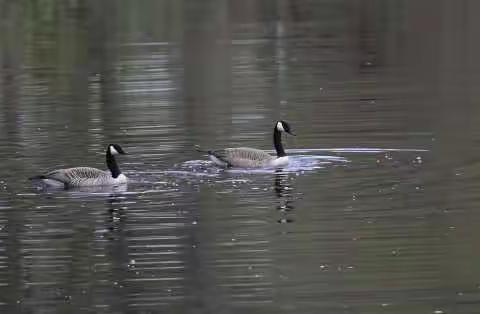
[30,144,128,188]
[196,120,295,168]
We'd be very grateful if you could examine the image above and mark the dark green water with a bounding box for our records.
[1,1,480,313]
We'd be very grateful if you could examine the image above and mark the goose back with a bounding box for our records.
[42,167,126,187]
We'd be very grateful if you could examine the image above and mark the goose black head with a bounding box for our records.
[276,120,295,136]
[108,144,127,155]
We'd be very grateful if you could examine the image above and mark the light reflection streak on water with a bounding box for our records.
[2,1,480,313]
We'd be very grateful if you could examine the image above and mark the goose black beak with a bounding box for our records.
[288,131,296,136]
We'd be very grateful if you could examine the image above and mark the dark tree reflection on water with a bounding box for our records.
[1,1,480,313]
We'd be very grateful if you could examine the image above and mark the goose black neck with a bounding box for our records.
[106,150,122,178]
[273,128,286,157]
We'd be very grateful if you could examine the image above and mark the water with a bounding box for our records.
[1,1,480,313]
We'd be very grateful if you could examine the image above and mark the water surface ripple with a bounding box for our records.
[1,1,480,314]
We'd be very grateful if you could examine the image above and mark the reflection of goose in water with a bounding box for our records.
[274,171,295,223]
[196,121,295,168]
[67,183,128,195]
[104,192,130,238]
[32,182,129,198]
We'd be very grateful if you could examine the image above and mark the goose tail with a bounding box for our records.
[195,145,211,154]
[29,175,46,180]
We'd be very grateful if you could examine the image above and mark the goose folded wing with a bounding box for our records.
[223,147,272,161]
[65,167,106,179]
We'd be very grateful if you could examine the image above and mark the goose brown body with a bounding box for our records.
[30,144,128,188]
[209,147,275,168]
[39,167,127,187]
[196,121,295,168]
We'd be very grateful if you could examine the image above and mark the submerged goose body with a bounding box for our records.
[31,144,128,188]
[197,121,295,168]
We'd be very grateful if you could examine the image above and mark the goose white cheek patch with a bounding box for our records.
[109,146,119,155]
[276,122,285,132]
